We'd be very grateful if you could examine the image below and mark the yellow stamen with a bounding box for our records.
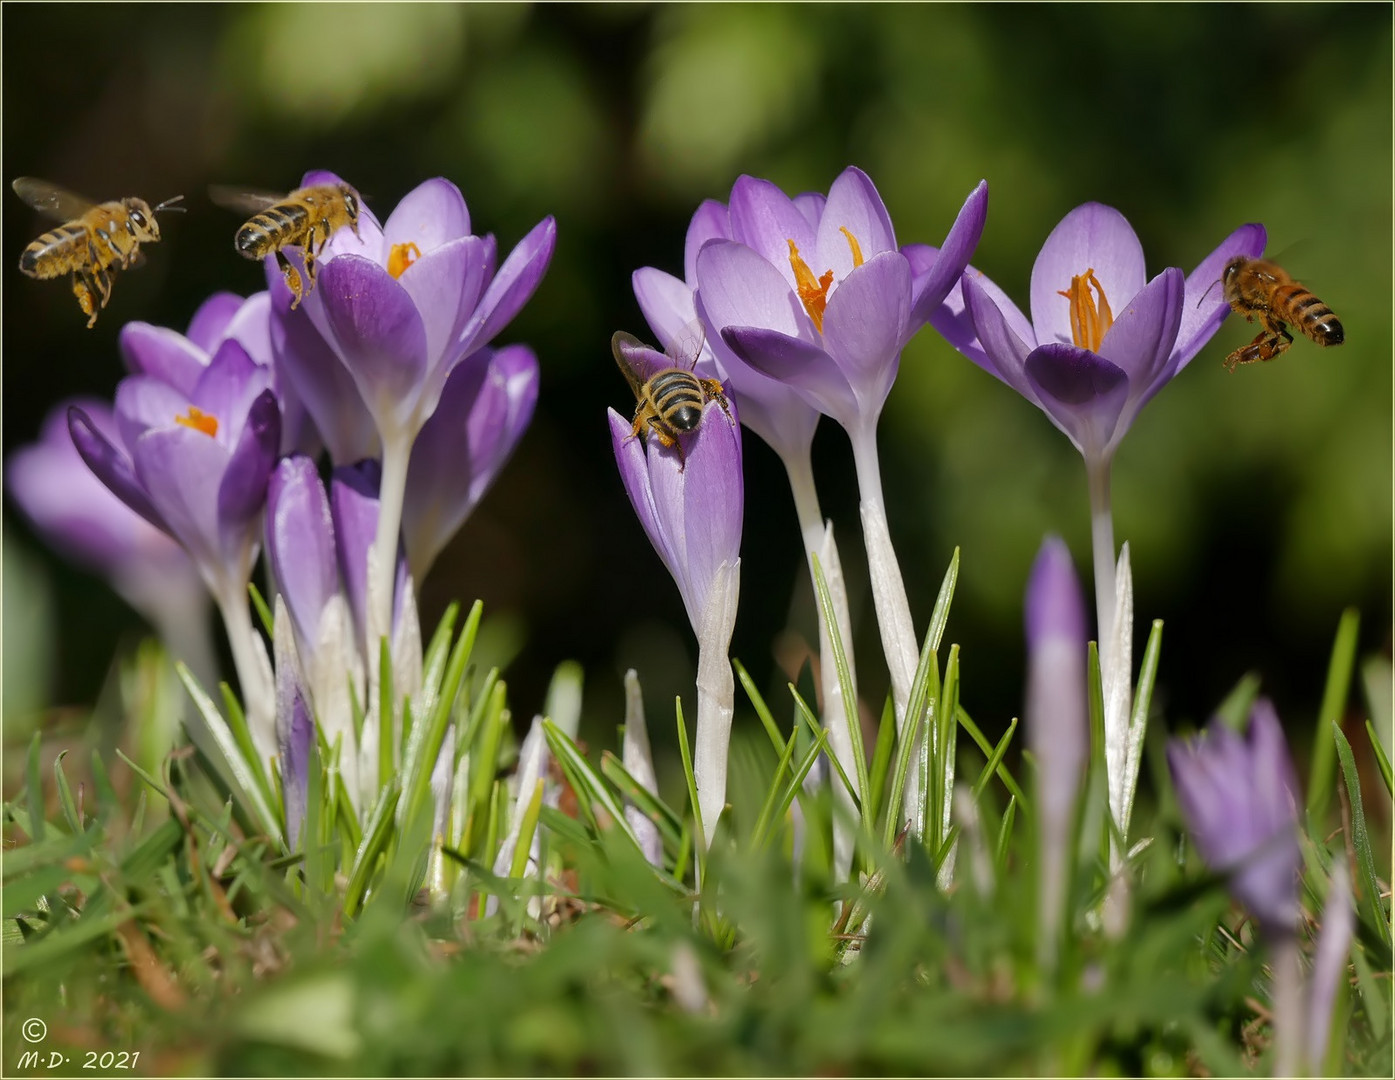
[1057,268,1114,352]
[388,241,422,279]
[175,406,218,437]
[839,226,865,268]
[788,240,834,333]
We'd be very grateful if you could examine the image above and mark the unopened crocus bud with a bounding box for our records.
[1025,535,1088,968]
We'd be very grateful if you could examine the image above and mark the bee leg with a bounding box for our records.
[71,272,98,328]
[276,250,306,309]
[1259,327,1294,363]
[646,416,686,471]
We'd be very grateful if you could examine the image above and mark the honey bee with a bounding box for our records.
[210,182,362,308]
[13,177,184,328]
[613,324,733,469]
[1219,255,1344,372]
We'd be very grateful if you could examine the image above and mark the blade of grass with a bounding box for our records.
[749,728,801,853]
[995,796,1017,873]
[957,707,1028,817]
[1308,609,1359,822]
[734,658,784,756]
[52,752,82,834]
[508,779,546,879]
[971,717,1018,800]
[675,698,705,886]
[543,719,637,845]
[601,751,684,853]
[343,781,401,916]
[866,695,897,831]
[1332,721,1390,946]
[1365,719,1393,795]
[929,644,960,853]
[882,681,929,850]
[757,726,830,854]
[812,554,868,808]
[25,732,45,843]
[248,580,274,637]
[377,636,395,794]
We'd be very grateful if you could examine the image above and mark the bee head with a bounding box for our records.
[122,197,159,240]
[340,185,361,227]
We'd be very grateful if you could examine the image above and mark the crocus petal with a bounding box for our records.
[1099,267,1185,382]
[820,251,911,413]
[610,407,683,597]
[395,234,493,385]
[696,238,811,341]
[382,176,471,254]
[114,375,190,452]
[317,255,430,432]
[185,292,247,355]
[1025,344,1131,457]
[216,389,280,537]
[727,176,817,291]
[909,180,989,328]
[119,322,208,394]
[962,273,1041,400]
[683,199,732,287]
[273,601,314,850]
[633,267,699,352]
[1171,223,1268,371]
[222,291,276,370]
[131,425,231,576]
[792,192,826,230]
[193,341,268,449]
[67,406,168,534]
[456,216,557,359]
[271,288,379,464]
[723,326,859,423]
[1031,203,1147,348]
[330,460,384,652]
[817,166,898,284]
[267,455,339,648]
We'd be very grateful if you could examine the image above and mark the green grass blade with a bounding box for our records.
[795,690,859,817]
[995,795,1017,873]
[882,679,929,850]
[543,719,636,846]
[866,695,897,830]
[1332,721,1390,947]
[759,726,830,854]
[377,636,395,793]
[508,779,546,879]
[957,707,1028,817]
[734,658,784,756]
[1365,719,1393,795]
[25,732,45,843]
[600,751,683,853]
[248,580,274,637]
[344,780,401,916]
[1215,672,1263,732]
[811,553,867,804]
[971,717,1018,800]
[675,698,705,885]
[926,547,961,654]
[52,752,82,834]
[420,601,463,704]
[749,727,801,853]
[1309,609,1360,822]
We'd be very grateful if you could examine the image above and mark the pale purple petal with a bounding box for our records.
[962,273,1040,400]
[192,341,268,450]
[267,455,339,647]
[317,255,430,425]
[609,408,681,593]
[1025,344,1131,457]
[683,199,732,287]
[816,166,898,286]
[1172,223,1268,371]
[909,180,989,328]
[792,192,825,230]
[114,375,190,452]
[395,234,493,381]
[330,461,381,651]
[695,239,811,340]
[1026,535,1088,648]
[455,216,557,358]
[727,176,817,292]
[820,251,911,413]
[1031,204,1147,348]
[131,425,230,575]
[722,326,858,422]
[119,322,207,394]
[67,406,168,533]
[633,267,699,352]
[1098,267,1185,382]
[382,176,471,253]
[276,657,314,849]
[222,291,276,370]
[185,292,246,355]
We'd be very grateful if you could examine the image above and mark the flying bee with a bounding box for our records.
[13,177,184,328]
[210,181,362,308]
[613,323,733,470]
[1217,255,1344,372]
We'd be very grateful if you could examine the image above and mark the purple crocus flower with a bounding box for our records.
[6,399,215,687]
[692,167,988,842]
[402,343,539,581]
[609,390,742,847]
[1025,535,1089,969]
[266,170,555,656]
[68,334,281,760]
[1166,699,1302,935]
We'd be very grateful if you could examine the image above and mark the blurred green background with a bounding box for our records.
[4,4,1390,778]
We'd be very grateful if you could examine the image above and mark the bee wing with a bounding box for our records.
[667,318,709,370]
[612,331,670,399]
[12,177,96,222]
[208,185,286,215]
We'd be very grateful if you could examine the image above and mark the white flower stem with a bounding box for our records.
[693,561,739,849]
[144,589,219,702]
[1086,454,1116,670]
[783,447,859,879]
[214,579,276,767]
[368,432,412,672]
[847,418,922,828]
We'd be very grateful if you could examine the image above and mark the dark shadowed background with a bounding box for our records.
[4,4,1391,790]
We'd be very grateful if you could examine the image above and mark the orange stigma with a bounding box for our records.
[1057,268,1114,352]
[388,241,422,279]
[787,229,866,334]
[175,406,218,437]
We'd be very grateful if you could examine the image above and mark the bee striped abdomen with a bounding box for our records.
[649,369,705,431]
[20,225,90,277]
[236,203,310,257]
[1277,285,1344,346]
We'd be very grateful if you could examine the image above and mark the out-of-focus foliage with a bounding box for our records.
[3,4,1390,769]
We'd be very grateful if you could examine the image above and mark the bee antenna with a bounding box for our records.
[1196,276,1222,309]
[154,195,187,215]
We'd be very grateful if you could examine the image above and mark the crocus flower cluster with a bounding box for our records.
[11,171,553,852]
